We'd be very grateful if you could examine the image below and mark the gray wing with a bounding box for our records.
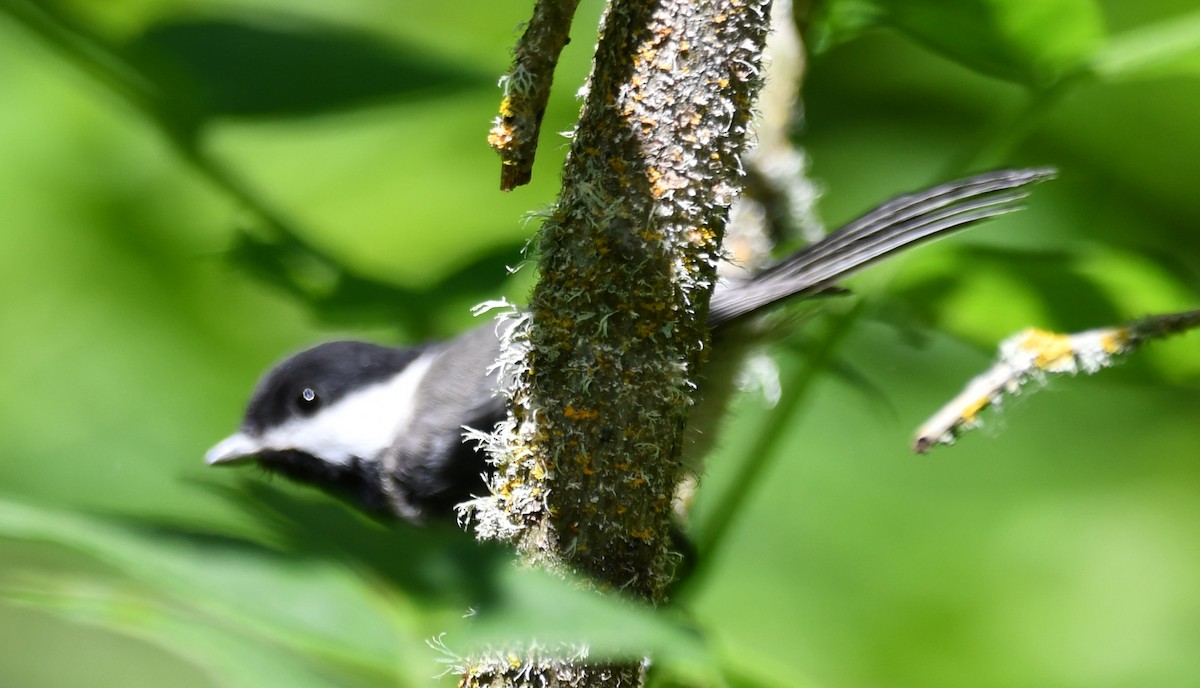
[382,324,506,520]
[708,167,1056,328]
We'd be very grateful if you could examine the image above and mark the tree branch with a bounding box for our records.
[915,308,1200,452]
[489,0,585,190]
[462,0,774,683]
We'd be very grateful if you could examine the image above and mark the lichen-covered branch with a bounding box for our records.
[489,0,584,191]
[462,0,773,684]
[914,308,1200,452]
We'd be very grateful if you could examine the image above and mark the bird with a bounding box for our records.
[206,167,1055,523]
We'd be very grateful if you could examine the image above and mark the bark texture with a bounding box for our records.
[463,0,774,684]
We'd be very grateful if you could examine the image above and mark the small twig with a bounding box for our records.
[488,0,584,191]
[914,308,1200,453]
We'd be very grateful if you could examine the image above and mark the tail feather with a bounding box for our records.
[708,167,1056,327]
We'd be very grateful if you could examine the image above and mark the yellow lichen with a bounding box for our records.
[958,393,993,425]
[564,406,600,421]
[487,124,515,150]
[498,96,516,118]
[1018,328,1075,369]
[1101,328,1131,353]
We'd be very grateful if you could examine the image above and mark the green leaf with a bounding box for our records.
[2,583,363,688]
[0,497,404,672]
[0,494,717,681]
[456,565,714,670]
[227,229,525,336]
[125,12,490,120]
[1091,11,1200,81]
[811,0,1106,86]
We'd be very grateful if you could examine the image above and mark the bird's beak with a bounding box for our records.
[205,432,263,466]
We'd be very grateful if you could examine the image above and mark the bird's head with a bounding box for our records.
[206,340,432,514]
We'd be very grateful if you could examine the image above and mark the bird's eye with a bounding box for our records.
[297,387,320,414]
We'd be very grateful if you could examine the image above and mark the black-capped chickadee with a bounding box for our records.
[206,168,1054,522]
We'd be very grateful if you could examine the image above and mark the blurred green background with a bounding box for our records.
[1,0,1198,686]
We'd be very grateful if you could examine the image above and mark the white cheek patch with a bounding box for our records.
[256,351,436,465]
